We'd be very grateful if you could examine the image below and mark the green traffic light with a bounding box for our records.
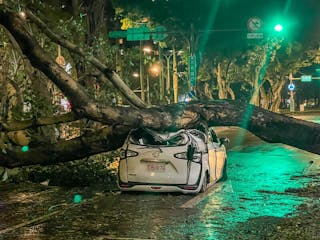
[21,145,29,152]
[274,24,283,32]
[73,194,82,204]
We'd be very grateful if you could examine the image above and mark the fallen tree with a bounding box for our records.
[0,4,319,168]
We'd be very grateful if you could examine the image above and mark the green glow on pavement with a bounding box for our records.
[169,141,316,239]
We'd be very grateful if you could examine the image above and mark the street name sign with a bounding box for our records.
[109,26,168,41]
[152,26,168,41]
[127,27,150,41]
[109,31,127,38]
[189,55,197,87]
[301,75,312,82]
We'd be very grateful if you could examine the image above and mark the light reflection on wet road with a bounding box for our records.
[160,127,318,239]
[0,126,319,240]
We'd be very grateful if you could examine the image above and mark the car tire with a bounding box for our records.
[220,159,228,181]
[200,173,207,193]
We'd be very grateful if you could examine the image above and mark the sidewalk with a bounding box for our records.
[280,108,320,116]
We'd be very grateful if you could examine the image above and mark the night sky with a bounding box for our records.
[117,0,320,48]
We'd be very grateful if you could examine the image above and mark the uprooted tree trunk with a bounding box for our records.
[1,100,320,168]
[0,5,319,169]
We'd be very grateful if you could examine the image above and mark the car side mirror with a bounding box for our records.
[187,145,195,161]
[219,137,230,147]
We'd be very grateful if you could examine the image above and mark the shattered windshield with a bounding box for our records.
[129,128,189,146]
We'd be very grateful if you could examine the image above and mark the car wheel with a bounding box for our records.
[219,159,228,181]
[200,172,207,193]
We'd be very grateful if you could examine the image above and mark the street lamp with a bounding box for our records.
[150,63,160,76]
[143,46,153,54]
[143,46,162,102]
[132,72,139,78]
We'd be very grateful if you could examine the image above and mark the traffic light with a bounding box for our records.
[21,145,29,152]
[274,24,283,32]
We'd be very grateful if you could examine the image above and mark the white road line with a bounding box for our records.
[180,182,224,208]
[95,237,155,240]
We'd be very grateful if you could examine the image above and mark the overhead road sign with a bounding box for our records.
[127,27,150,41]
[110,26,169,41]
[152,26,168,41]
[109,31,127,38]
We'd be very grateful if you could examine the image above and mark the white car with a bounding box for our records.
[118,127,228,194]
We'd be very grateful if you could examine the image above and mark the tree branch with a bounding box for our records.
[0,112,79,131]
[26,9,147,109]
[0,125,130,168]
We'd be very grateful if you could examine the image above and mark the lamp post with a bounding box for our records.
[288,73,295,112]
[149,63,160,104]
[172,47,179,103]
[163,51,173,101]
[143,46,162,102]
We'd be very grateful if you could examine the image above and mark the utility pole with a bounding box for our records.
[173,46,178,103]
[289,73,295,112]
[147,74,150,104]
[158,45,164,101]
[139,40,145,102]
[190,23,195,55]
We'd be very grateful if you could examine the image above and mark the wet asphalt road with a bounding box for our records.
[0,126,319,240]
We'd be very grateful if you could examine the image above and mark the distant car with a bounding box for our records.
[118,127,229,194]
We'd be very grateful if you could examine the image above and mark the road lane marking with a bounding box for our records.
[95,237,155,240]
[180,182,224,208]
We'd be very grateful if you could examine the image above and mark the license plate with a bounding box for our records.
[147,164,165,172]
